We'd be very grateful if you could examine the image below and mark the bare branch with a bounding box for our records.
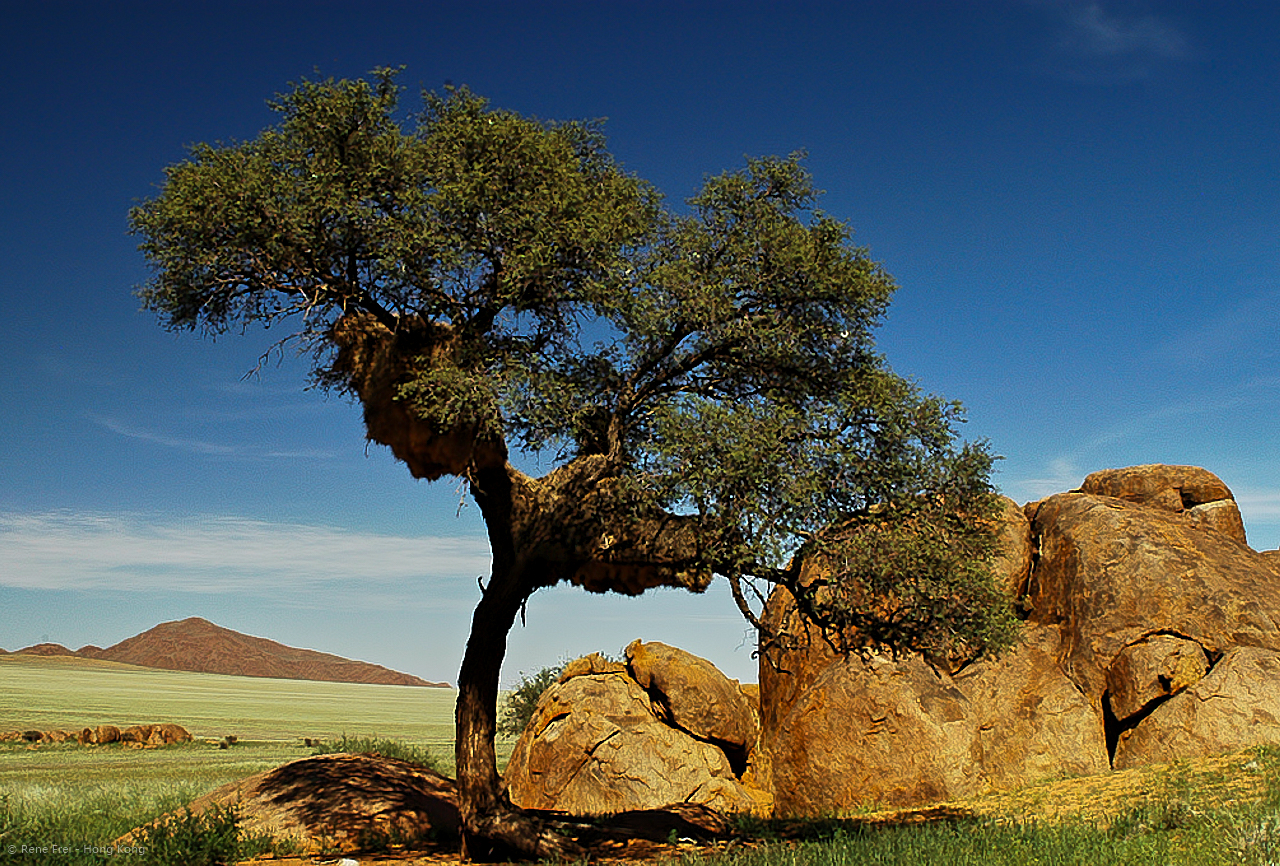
[727,572,766,633]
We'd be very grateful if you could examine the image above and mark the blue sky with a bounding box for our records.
[2,1,1278,686]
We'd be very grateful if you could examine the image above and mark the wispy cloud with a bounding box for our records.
[1060,3,1185,59]
[1233,490,1280,524]
[0,511,491,603]
[1033,1,1188,82]
[90,415,338,460]
[1002,377,1269,500]
[1155,289,1280,370]
[1008,457,1085,501]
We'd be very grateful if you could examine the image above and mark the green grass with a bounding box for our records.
[2,782,293,865]
[0,740,305,864]
[0,654,457,745]
[0,654,468,863]
[706,746,1280,866]
[675,813,1280,866]
[0,653,527,775]
[2,777,196,864]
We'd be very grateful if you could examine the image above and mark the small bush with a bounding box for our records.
[310,734,442,772]
[131,805,241,865]
[128,803,288,865]
[498,663,565,738]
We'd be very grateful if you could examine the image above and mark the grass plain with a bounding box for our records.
[0,653,458,744]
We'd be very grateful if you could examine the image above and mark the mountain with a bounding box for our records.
[10,618,448,688]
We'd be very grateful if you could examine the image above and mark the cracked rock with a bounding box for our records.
[1113,647,1280,769]
[1106,635,1211,722]
[1025,488,1280,706]
[1080,464,1234,511]
[1184,499,1249,546]
[626,639,758,760]
[504,654,761,815]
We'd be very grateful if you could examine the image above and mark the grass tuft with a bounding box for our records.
[130,805,243,865]
[309,733,443,773]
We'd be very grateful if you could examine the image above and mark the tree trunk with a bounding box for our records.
[450,458,712,859]
[454,466,582,862]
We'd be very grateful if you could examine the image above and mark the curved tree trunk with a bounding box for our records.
[456,585,580,859]
[454,467,582,862]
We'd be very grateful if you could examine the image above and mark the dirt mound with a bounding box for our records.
[122,753,460,855]
[14,618,448,687]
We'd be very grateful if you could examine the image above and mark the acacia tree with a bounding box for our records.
[131,70,1015,860]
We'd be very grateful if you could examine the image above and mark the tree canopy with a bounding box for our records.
[131,69,1016,858]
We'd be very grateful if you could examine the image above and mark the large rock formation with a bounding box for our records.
[760,466,1280,814]
[1025,486,1279,707]
[496,465,1279,818]
[503,642,765,815]
[761,620,1108,812]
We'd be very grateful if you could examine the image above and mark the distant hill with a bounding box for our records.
[6,642,78,657]
[9,618,448,688]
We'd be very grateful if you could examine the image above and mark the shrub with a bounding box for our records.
[129,803,285,865]
[498,663,565,738]
[310,734,442,772]
[131,805,240,865]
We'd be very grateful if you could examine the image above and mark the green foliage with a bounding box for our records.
[396,364,503,441]
[131,805,249,865]
[0,788,288,866]
[131,70,655,418]
[309,734,443,772]
[783,487,1019,661]
[131,69,1016,663]
[497,663,566,738]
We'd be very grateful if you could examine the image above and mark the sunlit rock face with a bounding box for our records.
[503,642,768,816]
[759,466,1280,815]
